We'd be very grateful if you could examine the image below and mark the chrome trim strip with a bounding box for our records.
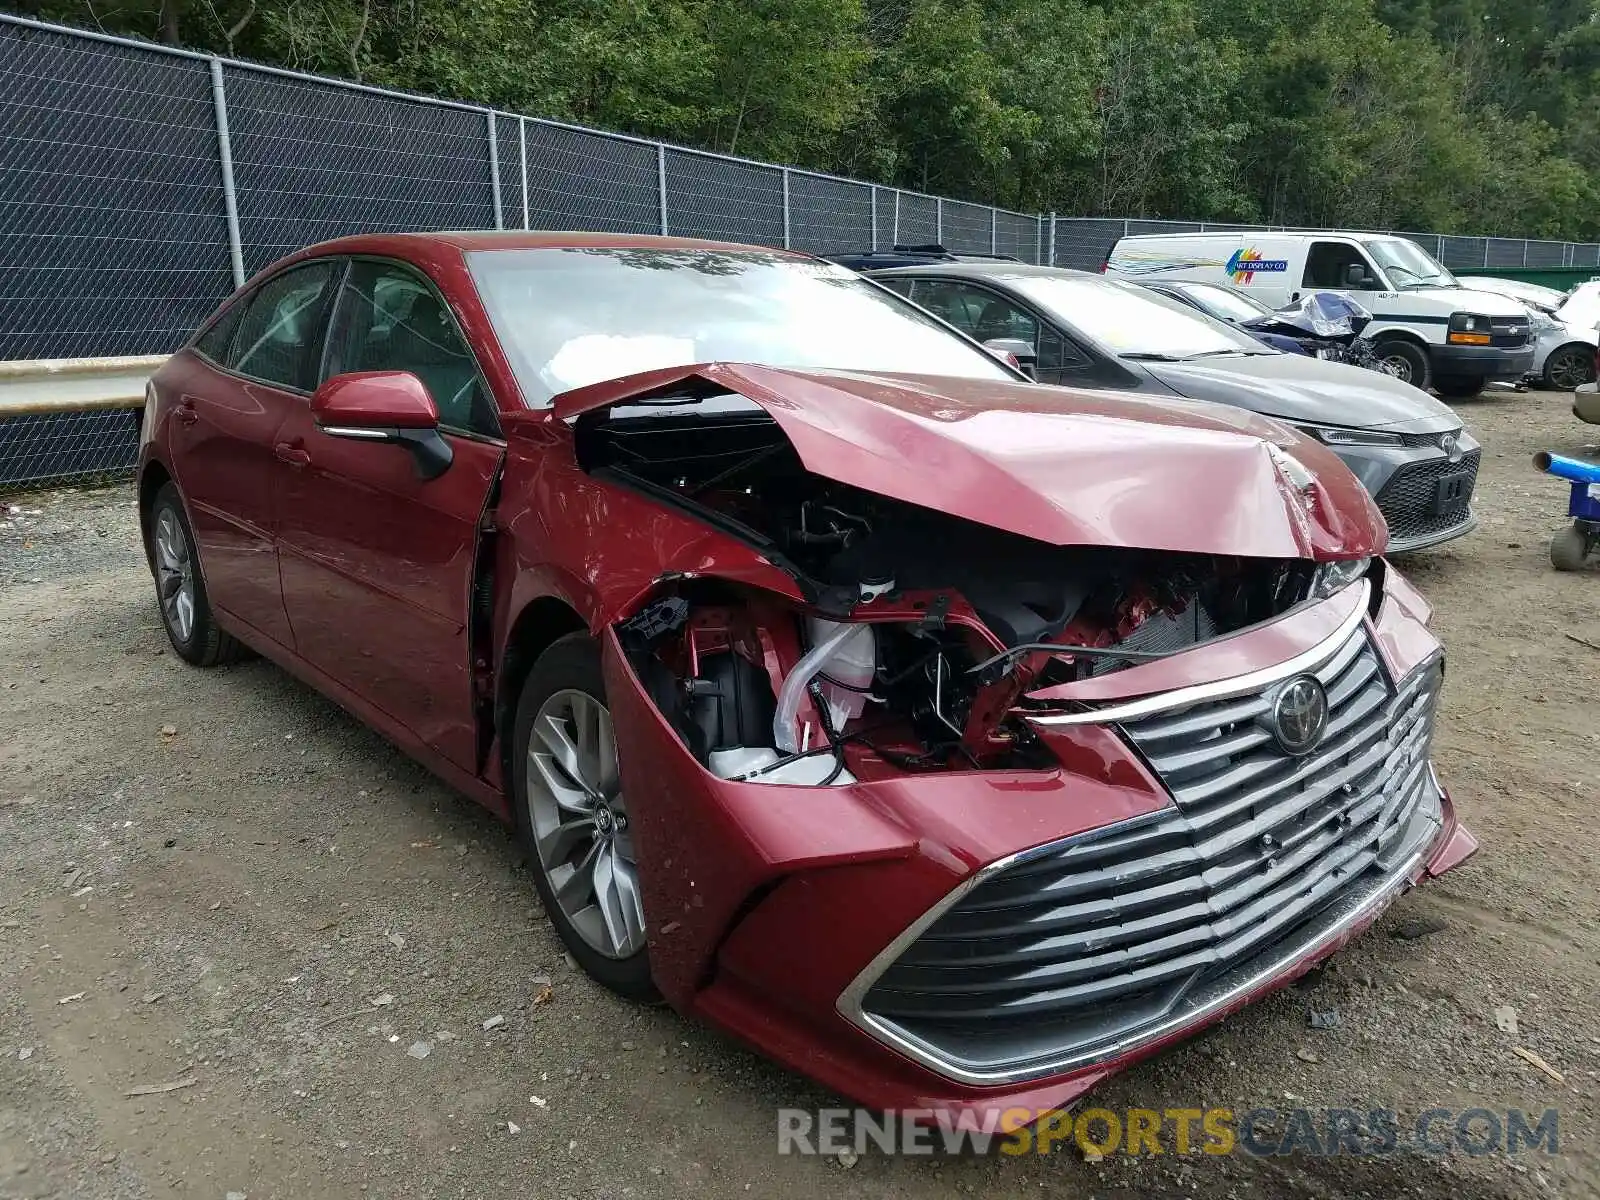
[319,425,394,440]
[836,777,1436,1087]
[1028,580,1371,729]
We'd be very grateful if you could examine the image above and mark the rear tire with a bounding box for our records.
[1433,374,1486,399]
[511,632,658,1003]
[147,483,247,667]
[1373,340,1430,390]
[1543,344,1596,391]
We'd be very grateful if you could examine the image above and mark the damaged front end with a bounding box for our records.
[553,363,1472,1113]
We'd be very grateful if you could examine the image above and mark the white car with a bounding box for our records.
[1464,276,1598,391]
[1104,231,1537,397]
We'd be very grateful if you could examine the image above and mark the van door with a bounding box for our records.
[1301,240,1386,298]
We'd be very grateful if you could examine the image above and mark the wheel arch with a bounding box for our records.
[496,593,588,790]
[137,460,174,570]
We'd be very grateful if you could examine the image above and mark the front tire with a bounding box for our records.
[511,633,657,1002]
[1543,344,1596,391]
[147,483,246,667]
[1433,374,1486,399]
[1373,340,1430,390]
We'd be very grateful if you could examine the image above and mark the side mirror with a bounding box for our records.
[311,371,453,480]
[1344,263,1370,288]
[983,337,1038,380]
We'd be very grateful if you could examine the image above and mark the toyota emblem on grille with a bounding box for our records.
[1440,432,1462,461]
[1271,675,1329,756]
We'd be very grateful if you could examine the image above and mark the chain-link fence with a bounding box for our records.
[5,10,1599,492]
[1046,216,1600,273]
[0,13,1047,488]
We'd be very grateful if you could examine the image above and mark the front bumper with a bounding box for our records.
[1321,431,1481,553]
[1431,342,1534,380]
[652,578,1477,1120]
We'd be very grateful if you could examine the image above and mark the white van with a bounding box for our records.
[1104,231,1535,397]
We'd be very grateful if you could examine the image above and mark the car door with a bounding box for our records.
[274,256,505,773]
[168,260,339,648]
[906,278,1086,385]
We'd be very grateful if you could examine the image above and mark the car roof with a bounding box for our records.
[870,262,1101,282]
[294,230,803,258]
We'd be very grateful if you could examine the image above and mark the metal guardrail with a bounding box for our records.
[0,356,165,492]
[0,356,166,416]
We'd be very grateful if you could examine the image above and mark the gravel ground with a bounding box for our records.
[2,389,1598,1200]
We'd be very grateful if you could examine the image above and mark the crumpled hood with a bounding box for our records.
[1145,352,1461,433]
[547,363,1385,560]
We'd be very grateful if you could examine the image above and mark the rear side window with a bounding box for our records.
[192,300,243,363]
[228,261,337,391]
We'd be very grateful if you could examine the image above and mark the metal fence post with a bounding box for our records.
[1035,215,1043,265]
[518,116,529,231]
[936,197,943,245]
[486,111,504,230]
[208,59,245,288]
[990,208,998,254]
[781,168,791,250]
[1522,240,1530,268]
[1483,241,1490,268]
[870,186,879,251]
[893,191,901,246]
[1047,213,1057,267]
[657,145,669,236]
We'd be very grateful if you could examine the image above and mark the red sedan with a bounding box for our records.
[138,231,1477,1121]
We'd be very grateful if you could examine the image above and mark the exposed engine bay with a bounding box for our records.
[587,394,1343,783]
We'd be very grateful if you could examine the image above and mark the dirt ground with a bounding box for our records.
[2,388,1598,1200]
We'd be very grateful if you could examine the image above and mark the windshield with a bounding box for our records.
[1181,283,1275,322]
[1009,274,1271,359]
[1364,238,1457,289]
[466,247,1013,407]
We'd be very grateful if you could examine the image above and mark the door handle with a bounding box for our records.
[176,400,198,426]
[274,441,311,467]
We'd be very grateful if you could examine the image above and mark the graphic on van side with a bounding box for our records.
[1226,248,1289,284]
[1105,250,1224,277]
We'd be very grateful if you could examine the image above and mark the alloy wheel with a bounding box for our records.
[1548,347,1595,391]
[153,506,196,643]
[524,689,646,960]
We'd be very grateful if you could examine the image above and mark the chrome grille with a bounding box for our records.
[856,630,1444,1082]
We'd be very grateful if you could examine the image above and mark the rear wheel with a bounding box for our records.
[1544,344,1596,391]
[1373,340,1430,390]
[511,633,657,1002]
[1433,374,1486,399]
[147,483,246,666]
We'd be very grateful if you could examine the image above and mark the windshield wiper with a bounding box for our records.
[1118,351,1185,362]
[1179,349,1251,360]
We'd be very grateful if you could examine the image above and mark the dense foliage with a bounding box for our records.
[16,0,1600,238]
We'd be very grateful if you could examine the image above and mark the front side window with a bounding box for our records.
[465,248,1014,408]
[1303,242,1380,290]
[229,261,336,391]
[326,260,498,436]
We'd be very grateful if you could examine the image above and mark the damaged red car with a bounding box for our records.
[138,232,1477,1120]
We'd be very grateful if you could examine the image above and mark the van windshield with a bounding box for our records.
[1365,239,1457,290]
